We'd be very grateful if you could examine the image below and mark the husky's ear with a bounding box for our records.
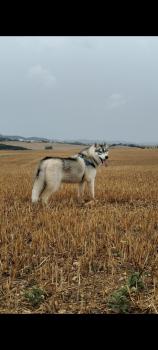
[103,142,108,149]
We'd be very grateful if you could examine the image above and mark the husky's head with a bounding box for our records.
[80,143,109,166]
[94,143,109,166]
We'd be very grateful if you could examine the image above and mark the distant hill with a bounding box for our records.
[0,134,49,142]
[110,143,145,149]
[0,143,31,150]
[0,134,157,148]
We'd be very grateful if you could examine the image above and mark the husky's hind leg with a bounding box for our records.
[41,178,61,205]
[41,186,53,205]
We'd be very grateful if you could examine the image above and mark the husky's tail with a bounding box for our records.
[31,165,46,203]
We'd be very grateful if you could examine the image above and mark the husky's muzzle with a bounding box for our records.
[100,156,108,166]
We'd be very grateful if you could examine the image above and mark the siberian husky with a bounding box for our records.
[31,144,109,204]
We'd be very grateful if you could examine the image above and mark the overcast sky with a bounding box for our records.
[0,36,158,143]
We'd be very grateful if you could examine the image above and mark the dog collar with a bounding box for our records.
[79,154,96,168]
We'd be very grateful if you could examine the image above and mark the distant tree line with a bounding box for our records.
[110,143,158,149]
[110,143,145,149]
[0,144,30,150]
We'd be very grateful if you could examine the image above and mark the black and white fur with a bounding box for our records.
[31,144,109,204]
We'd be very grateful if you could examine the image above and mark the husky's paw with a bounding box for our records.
[84,199,96,206]
[77,199,85,207]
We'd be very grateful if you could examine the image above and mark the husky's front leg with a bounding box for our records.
[77,181,85,203]
[84,179,97,206]
[87,179,95,200]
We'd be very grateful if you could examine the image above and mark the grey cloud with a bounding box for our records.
[28,64,56,89]
[105,93,127,110]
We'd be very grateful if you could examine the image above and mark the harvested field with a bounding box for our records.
[0,147,158,313]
